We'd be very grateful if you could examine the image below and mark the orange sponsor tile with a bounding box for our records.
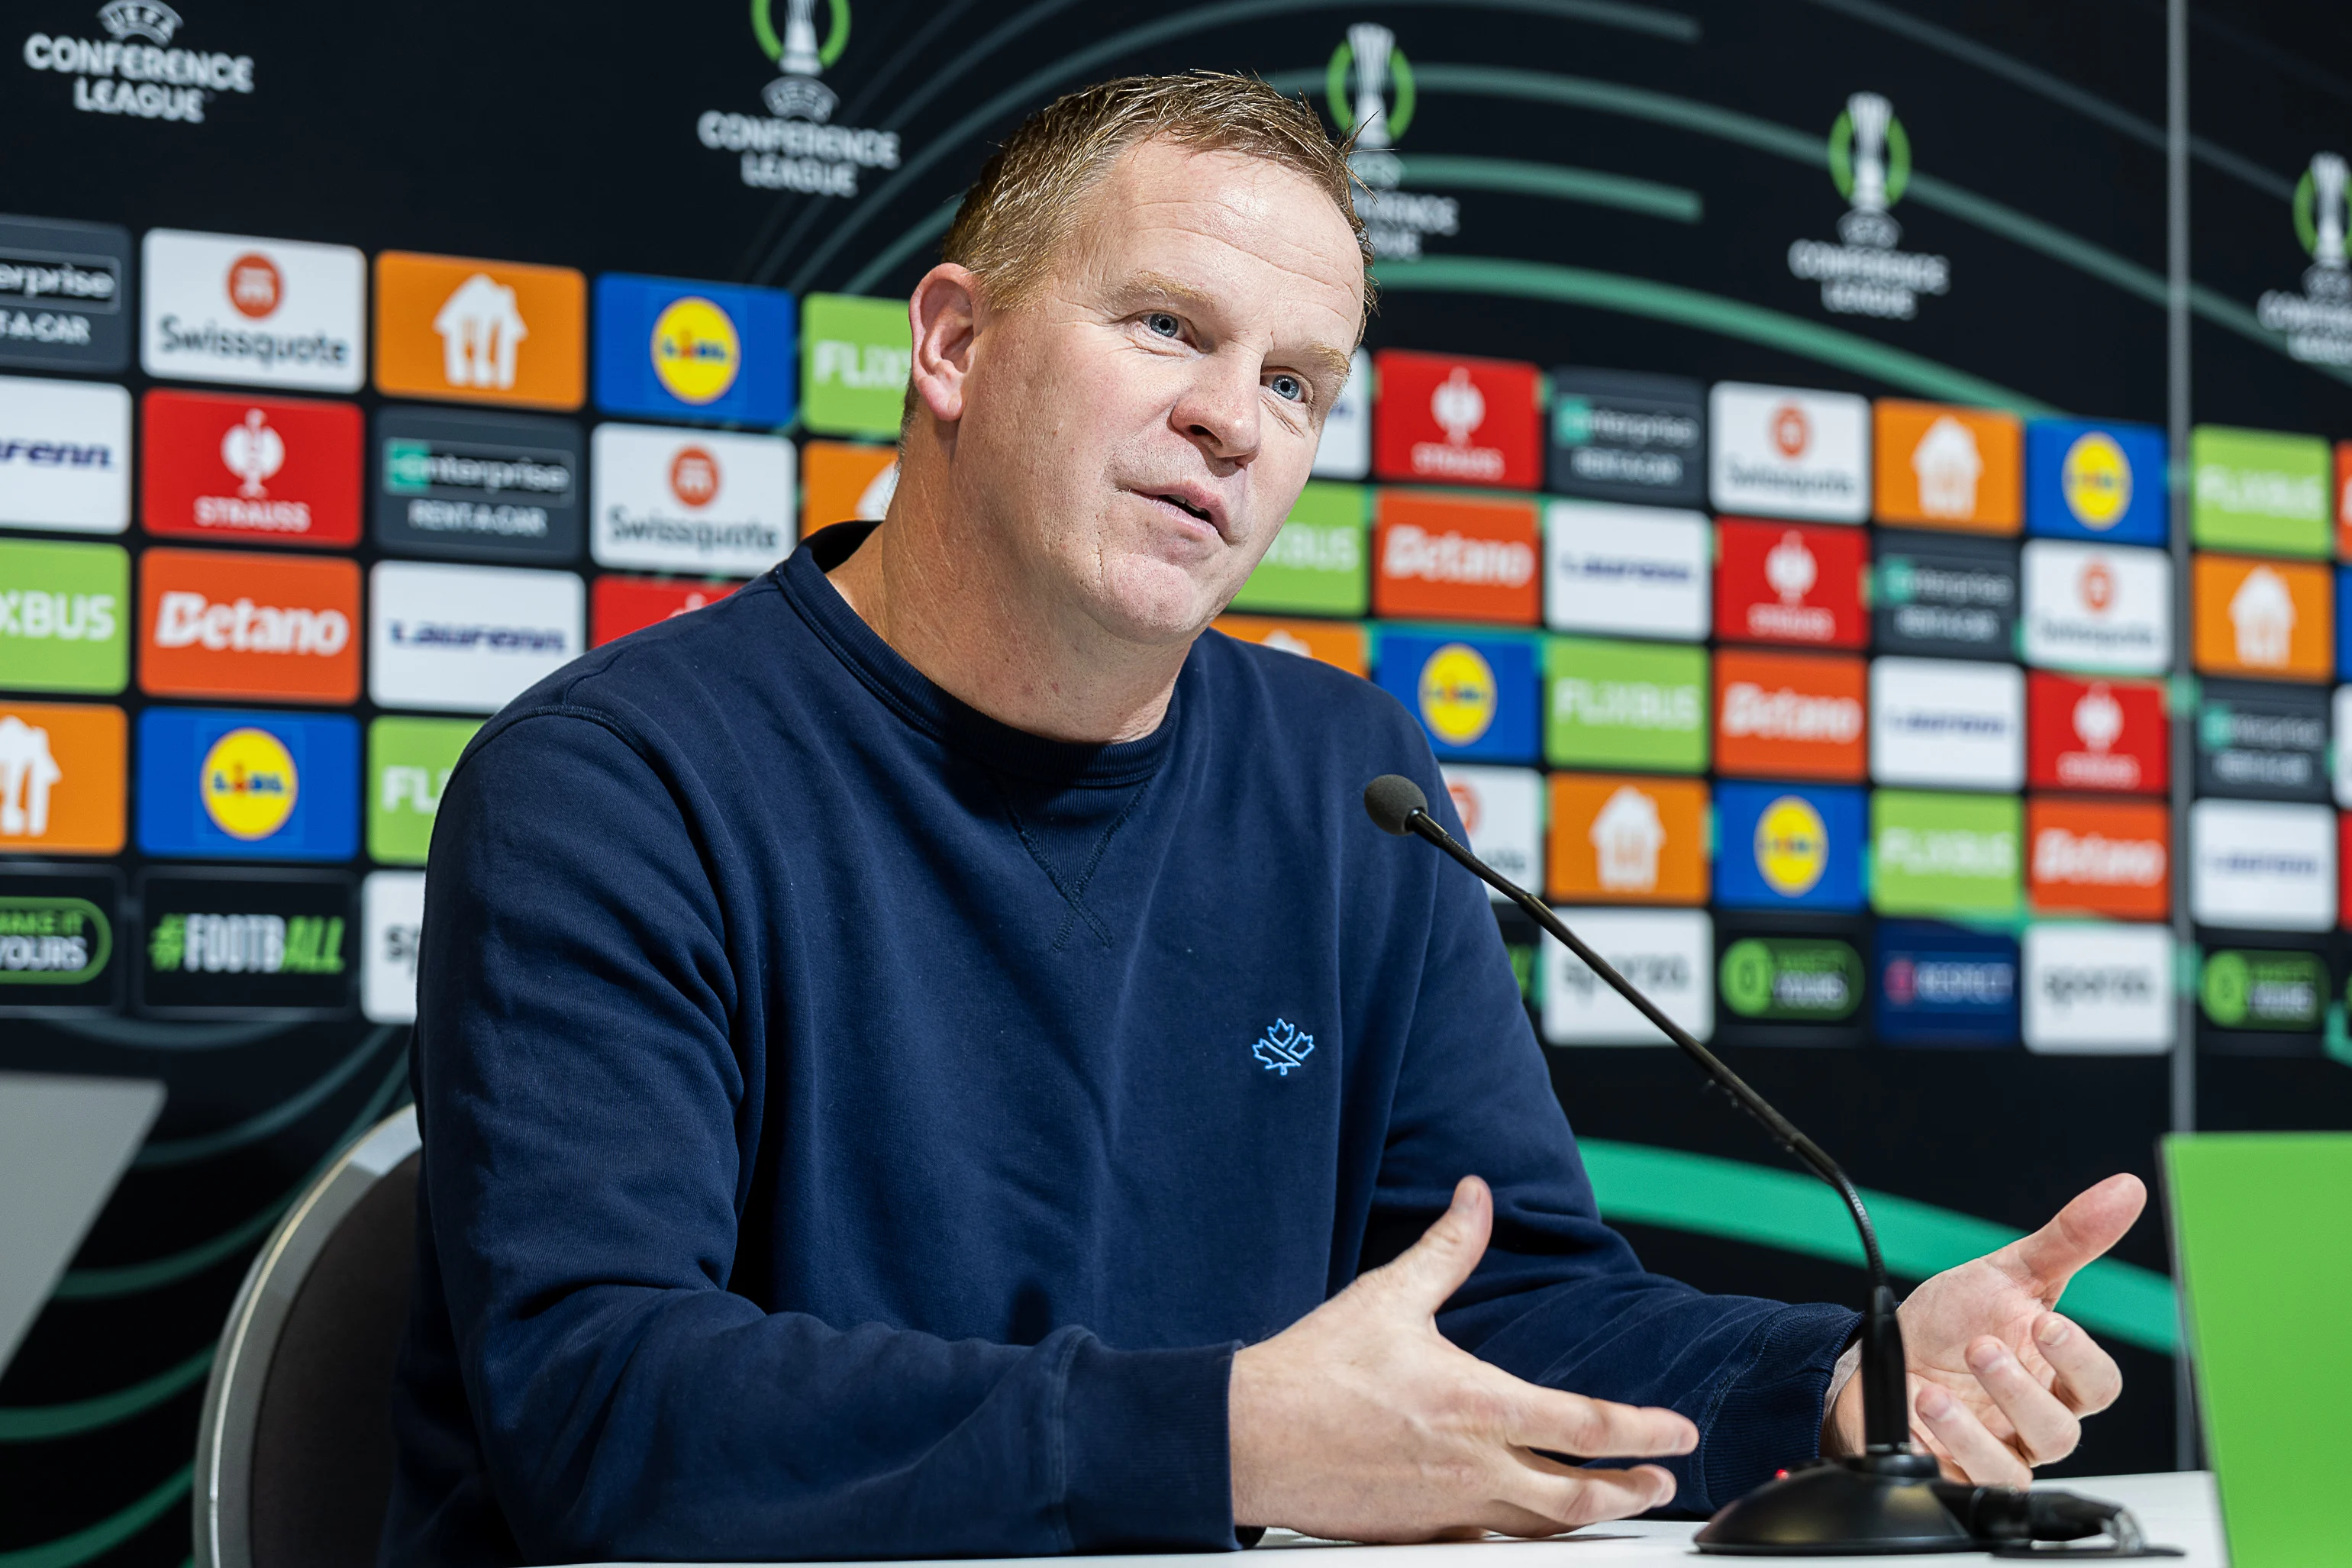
[374,251,586,409]
[801,440,899,539]
[1873,400,2022,533]
[1712,647,1867,782]
[139,547,362,705]
[1546,772,1708,904]
[1371,490,1541,625]
[1214,615,1368,676]
[2192,553,2334,682]
[2026,797,2169,919]
[0,700,125,856]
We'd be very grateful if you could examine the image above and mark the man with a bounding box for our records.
[385,73,2144,1566]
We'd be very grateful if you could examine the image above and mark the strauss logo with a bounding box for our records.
[1766,531,1817,604]
[220,408,283,499]
[2071,686,2124,753]
[1431,366,1485,446]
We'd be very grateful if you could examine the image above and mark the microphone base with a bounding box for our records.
[1695,1453,1973,1556]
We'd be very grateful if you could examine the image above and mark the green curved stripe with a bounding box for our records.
[135,1026,398,1169]
[1395,154,1700,223]
[842,197,960,296]
[1582,1141,2177,1354]
[0,1463,189,1568]
[0,1349,213,1442]
[54,1055,408,1301]
[1375,254,2055,413]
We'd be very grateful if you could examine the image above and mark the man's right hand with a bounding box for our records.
[1228,1175,1698,1541]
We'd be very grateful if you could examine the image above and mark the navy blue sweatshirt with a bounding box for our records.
[382,523,1856,1566]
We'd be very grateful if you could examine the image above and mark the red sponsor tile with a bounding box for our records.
[1714,518,1868,649]
[140,389,362,547]
[1370,349,1541,490]
[2025,671,2167,795]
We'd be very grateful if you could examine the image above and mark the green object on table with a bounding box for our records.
[2165,1132,2352,1568]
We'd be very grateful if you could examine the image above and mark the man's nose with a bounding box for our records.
[1172,350,1262,465]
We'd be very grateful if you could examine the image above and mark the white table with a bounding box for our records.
[600,1471,2223,1566]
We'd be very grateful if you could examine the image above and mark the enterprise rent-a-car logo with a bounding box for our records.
[21,2,256,124]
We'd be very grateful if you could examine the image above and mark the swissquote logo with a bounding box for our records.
[591,424,795,577]
[141,231,364,392]
[2256,152,2352,365]
[21,2,256,124]
[1325,23,1457,258]
[1787,92,1951,321]
[698,0,902,195]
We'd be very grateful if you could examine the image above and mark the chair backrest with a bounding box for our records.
[195,1105,421,1568]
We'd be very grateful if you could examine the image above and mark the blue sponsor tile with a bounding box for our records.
[592,274,797,426]
[137,708,359,862]
[2024,419,2168,546]
[1712,782,1865,911]
[1873,920,2021,1047]
[1373,629,1540,763]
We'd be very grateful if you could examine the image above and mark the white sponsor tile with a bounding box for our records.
[363,870,426,1024]
[590,423,795,576]
[1870,657,2025,790]
[2021,922,2174,1053]
[140,230,365,392]
[0,376,130,533]
[1540,906,1712,1045]
[1707,382,1869,522]
[1312,347,1370,479]
[369,561,584,715]
[2189,799,2337,931]
[2334,686,2352,809]
[1543,501,1709,640]
[2021,540,2171,673]
[1441,765,1544,899]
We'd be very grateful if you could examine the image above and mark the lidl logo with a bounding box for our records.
[2063,434,2128,525]
[137,707,357,861]
[2024,420,2168,546]
[1376,631,1537,763]
[199,727,298,840]
[1755,794,1830,896]
[1713,781,1863,911]
[595,275,795,427]
[1418,643,1498,746]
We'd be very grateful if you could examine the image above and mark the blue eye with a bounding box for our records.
[1147,312,1182,337]
[1270,374,1304,402]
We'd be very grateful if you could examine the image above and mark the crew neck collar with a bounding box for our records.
[779,522,1184,788]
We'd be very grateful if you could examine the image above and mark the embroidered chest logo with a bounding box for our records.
[1253,1017,1316,1076]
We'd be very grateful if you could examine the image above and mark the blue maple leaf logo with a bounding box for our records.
[1253,1017,1315,1076]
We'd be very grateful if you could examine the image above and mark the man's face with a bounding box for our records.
[951,140,1365,647]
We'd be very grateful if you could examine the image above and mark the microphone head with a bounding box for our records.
[1363,773,1430,836]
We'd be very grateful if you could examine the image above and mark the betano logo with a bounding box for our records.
[1417,643,1498,746]
[1382,522,1534,586]
[154,590,347,656]
[1754,795,1828,896]
[199,725,296,840]
[650,296,741,405]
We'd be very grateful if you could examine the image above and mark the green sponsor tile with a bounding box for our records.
[1870,789,2021,918]
[2190,425,2331,557]
[801,293,913,439]
[1229,482,1369,616]
[369,716,480,866]
[0,537,129,695]
[2201,949,2326,1031]
[1720,936,1863,1021]
[1543,634,1707,773]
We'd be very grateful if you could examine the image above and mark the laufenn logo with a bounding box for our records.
[698,0,904,195]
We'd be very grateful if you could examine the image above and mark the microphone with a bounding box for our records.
[1361,775,2167,1556]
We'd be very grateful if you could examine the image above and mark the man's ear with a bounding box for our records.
[907,263,983,427]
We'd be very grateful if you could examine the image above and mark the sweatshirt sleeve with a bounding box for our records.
[1366,766,1857,1516]
[405,708,1238,1563]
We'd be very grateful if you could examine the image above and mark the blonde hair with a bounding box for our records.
[940,70,1372,316]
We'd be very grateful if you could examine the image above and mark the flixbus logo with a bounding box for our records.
[696,0,903,195]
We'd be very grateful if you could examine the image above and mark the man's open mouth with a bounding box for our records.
[1156,492,1215,524]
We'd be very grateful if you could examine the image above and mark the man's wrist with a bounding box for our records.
[1819,1341,1863,1455]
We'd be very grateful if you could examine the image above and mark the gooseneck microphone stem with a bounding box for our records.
[1366,779,1914,1459]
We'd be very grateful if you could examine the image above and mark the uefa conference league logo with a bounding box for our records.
[1327,23,1457,260]
[2255,152,2352,366]
[18,1,257,125]
[1787,92,1951,321]
[695,0,905,196]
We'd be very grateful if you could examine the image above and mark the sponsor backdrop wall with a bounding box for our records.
[5,0,2351,1557]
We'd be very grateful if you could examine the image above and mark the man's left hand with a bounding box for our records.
[1822,1173,2147,1485]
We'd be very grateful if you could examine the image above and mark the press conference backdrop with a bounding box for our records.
[4,0,2350,1560]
